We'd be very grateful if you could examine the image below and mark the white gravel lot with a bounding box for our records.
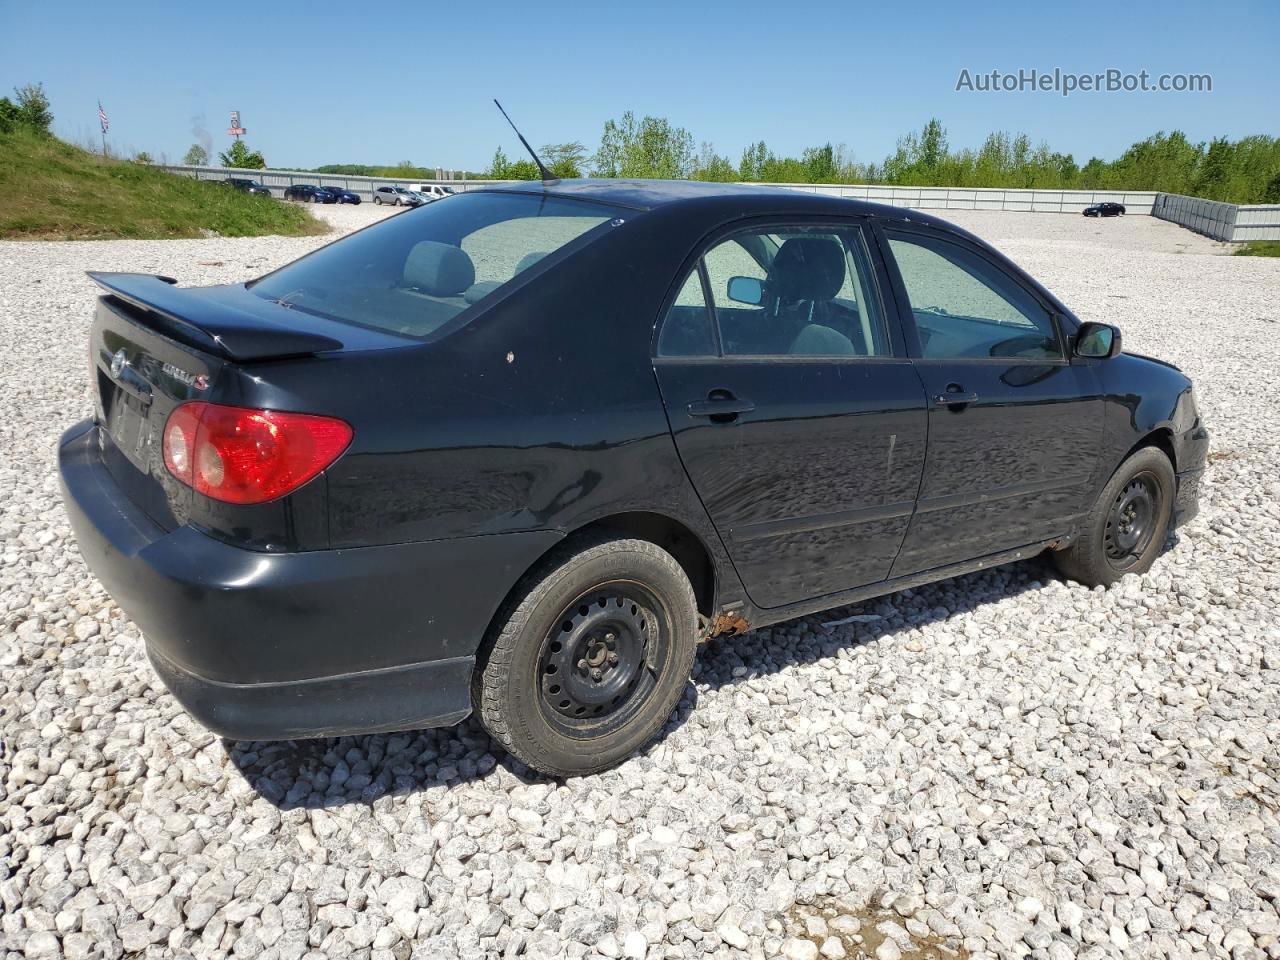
[1,204,1279,960]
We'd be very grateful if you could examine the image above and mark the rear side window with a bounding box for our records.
[886,232,1062,361]
[251,192,627,340]
[657,271,716,356]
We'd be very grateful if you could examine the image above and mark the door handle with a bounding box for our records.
[933,387,979,407]
[687,391,755,420]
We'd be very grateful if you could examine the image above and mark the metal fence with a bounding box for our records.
[158,164,1280,241]
[1234,205,1280,242]
[158,164,1158,214]
[157,164,503,200]
[759,183,1159,215]
[1151,193,1280,242]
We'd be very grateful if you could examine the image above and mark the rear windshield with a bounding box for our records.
[250,192,628,340]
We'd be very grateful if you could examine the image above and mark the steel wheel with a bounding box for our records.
[536,583,667,738]
[1053,446,1175,588]
[474,538,697,776]
[1104,472,1160,569]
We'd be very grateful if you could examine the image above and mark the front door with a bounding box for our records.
[878,225,1103,576]
[654,221,928,609]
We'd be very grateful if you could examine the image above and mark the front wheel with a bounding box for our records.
[474,538,698,777]
[1054,446,1175,587]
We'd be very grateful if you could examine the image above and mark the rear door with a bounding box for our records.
[653,219,928,609]
[876,224,1102,576]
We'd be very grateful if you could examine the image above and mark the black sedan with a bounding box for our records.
[1084,201,1126,217]
[59,181,1207,776]
[222,178,272,196]
[322,185,361,204]
[283,183,337,203]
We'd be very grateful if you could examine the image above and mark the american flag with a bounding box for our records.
[98,101,109,134]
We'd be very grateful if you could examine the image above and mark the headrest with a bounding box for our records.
[766,237,845,302]
[464,280,502,305]
[515,251,548,273]
[404,241,474,297]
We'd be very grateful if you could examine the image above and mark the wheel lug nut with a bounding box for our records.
[577,658,588,671]
[608,652,619,665]
[591,668,602,681]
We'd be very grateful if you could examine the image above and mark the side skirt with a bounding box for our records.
[719,535,1073,636]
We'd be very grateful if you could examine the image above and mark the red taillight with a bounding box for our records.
[162,402,352,505]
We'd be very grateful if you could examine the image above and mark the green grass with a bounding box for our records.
[0,131,329,240]
[1233,241,1280,257]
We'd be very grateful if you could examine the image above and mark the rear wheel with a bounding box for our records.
[474,538,698,777]
[1053,446,1174,587]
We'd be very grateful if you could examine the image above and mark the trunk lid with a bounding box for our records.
[86,272,376,531]
[88,272,346,362]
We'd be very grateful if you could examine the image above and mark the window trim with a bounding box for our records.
[651,215,909,363]
[875,222,1070,365]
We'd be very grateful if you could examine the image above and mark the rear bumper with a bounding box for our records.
[147,644,473,741]
[58,420,559,740]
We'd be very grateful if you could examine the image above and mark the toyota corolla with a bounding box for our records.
[58,180,1207,776]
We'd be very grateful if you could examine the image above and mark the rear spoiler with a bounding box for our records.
[87,272,344,362]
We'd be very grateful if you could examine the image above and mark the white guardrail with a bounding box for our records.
[158,164,1280,242]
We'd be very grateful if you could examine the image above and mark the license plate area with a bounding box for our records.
[100,371,156,472]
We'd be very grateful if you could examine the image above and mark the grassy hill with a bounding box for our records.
[0,131,328,240]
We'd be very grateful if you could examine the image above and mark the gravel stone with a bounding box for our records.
[2,206,1278,960]
[782,938,820,960]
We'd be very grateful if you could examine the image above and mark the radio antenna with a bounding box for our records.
[493,99,557,184]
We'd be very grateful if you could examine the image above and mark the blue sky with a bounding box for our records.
[3,0,1276,172]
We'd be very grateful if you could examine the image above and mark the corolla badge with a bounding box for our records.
[162,362,209,390]
[109,349,128,378]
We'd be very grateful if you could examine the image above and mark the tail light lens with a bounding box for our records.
[162,402,352,505]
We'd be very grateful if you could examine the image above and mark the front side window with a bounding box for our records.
[700,226,889,357]
[886,232,1062,361]
[251,192,627,340]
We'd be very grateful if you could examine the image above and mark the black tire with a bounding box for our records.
[374,196,382,205]
[474,538,698,777]
[1054,446,1175,587]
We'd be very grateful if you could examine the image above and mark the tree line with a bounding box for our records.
[10,79,1273,203]
[479,114,1280,204]
[0,83,53,136]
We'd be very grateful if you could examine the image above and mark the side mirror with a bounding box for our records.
[727,276,764,306]
[1075,321,1122,359]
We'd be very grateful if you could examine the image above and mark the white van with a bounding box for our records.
[407,184,456,202]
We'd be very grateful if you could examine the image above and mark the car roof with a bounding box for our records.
[470,178,961,229]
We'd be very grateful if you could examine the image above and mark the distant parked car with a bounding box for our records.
[408,184,457,202]
[223,178,272,197]
[284,184,337,204]
[322,186,361,205]
[1084,202,1126,218]
[373,186,424,207]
